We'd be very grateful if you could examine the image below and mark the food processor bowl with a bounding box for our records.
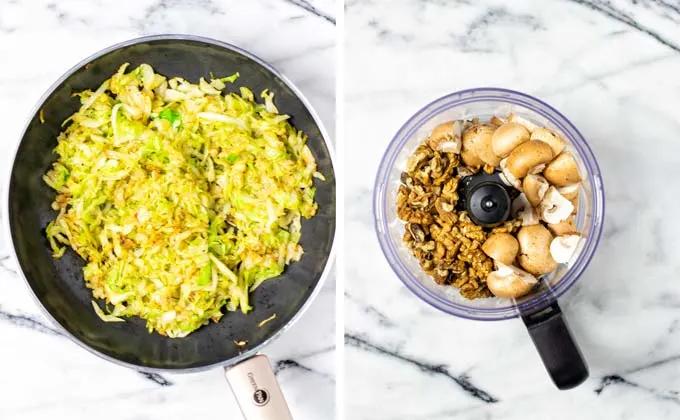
[373,88,605,389]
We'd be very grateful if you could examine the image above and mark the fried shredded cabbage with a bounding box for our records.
[43,63,320,337]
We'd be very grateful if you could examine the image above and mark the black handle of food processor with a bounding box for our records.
[522,302,588,390]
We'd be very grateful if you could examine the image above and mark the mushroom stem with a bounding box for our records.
[523,174,550,207]
[550,234,581,264]
[539,186,574,224]
[512,193,539,226]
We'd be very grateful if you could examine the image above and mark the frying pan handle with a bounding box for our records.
[225,354,294,420]
[522,301,589,390]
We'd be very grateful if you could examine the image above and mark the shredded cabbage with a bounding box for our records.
[43,63,319,337]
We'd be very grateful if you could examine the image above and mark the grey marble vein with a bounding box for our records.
[0,308,63,336]
[454,6,544,53]
[345,292,396,328]
[275,359,334,382]
[596,374,680,405]
[565,0,680,52]
[345,333,499,403]
[0,255,18,276]
[137,372,174,387]
[281,0,336,24]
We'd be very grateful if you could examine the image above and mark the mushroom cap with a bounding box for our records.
[462,124,501,167]
[486,263,538,299]
[491,122,530,158]
[482,233,520,265]
[550,234,581,264]
[461,147,484,168]
[507,113,539,132]
[531,127,566,155]
[547,215,578,236]
[539,186,574,224]
[544,152,581,187]
[517,224,558,275]
[428,121,463,153]
[506,140,554,179]
[523,174,550,207]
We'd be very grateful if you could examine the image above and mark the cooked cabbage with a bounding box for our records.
[44,63,320,337]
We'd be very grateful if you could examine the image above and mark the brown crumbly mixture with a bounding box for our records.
[397,142,522,299]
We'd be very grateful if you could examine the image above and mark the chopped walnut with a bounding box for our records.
[397,132,501,299]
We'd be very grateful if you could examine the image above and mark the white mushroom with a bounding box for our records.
[491,122,530,158]
[507,113,539,132]
[517,225,558,276]
[523,174,550,207]
[530,127,567,155]
[512,193,539,226]
[547,215,578,236]
[490,115,506,127]
[486,263,538,299]
[505,140,554,179]
[482,233,519,266]
[539,186,574,224]
[558,183,580,212]
[462,124,501,167]
[528,164,546,175]
[428,120,463,153]
[544,152,581,187]
[550,234,581,264]
[499,158,522,190]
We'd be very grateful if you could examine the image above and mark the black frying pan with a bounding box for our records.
[6,35,335,419]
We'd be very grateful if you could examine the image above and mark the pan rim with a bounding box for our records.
[3,33,337,373]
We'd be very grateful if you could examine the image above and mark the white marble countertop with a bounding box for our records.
[0,1,335,419]
[345,0,680,419]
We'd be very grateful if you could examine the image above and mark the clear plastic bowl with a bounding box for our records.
[374,88,605,321]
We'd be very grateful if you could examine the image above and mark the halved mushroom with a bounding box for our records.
[523,174,549,207]
[550,234,581,264]
[491,122,530,158]
[499,158,522,190]
[512,193,539,226]
[539,186,574,224]
[428,120,463,153]
[544,152,581,187]
[507,113,539,133]
[558,183,580,212]
[517,224,558,276]
[547,215,578,236]
[505,140,554,179]
[486,263,538,299]
[530,127,566,155]
[461,148,484,169]
[490,115,506,127]
[482,233,519,266]
[462,124,501,167]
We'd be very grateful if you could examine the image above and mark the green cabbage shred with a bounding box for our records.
[43,63,320,338]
